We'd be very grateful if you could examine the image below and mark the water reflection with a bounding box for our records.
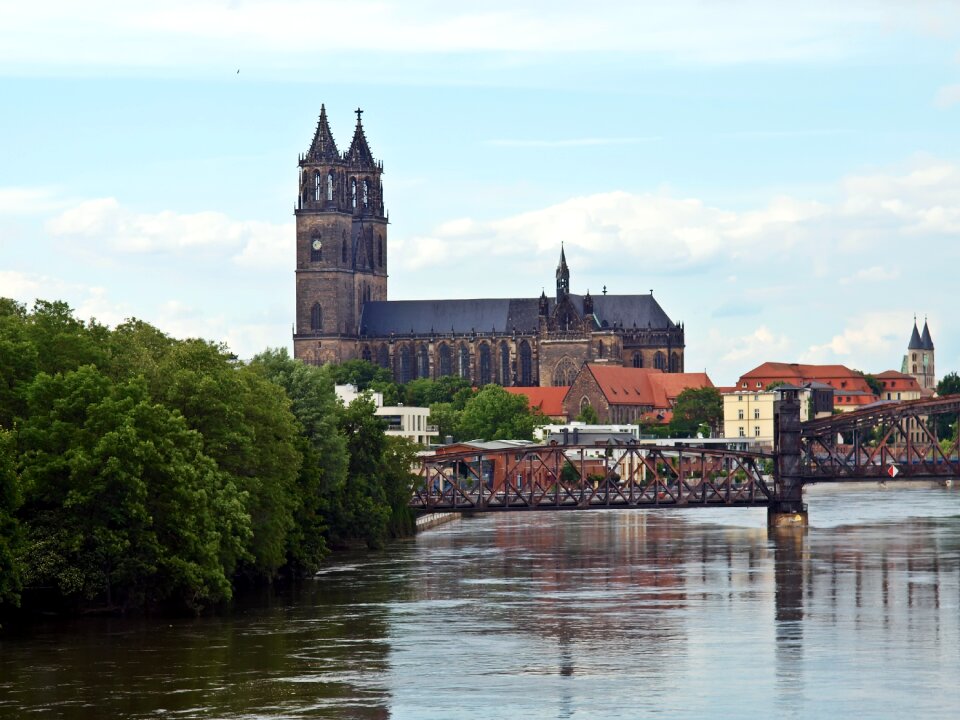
[2,485,960,719]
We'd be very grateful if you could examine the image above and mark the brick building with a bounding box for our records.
[561,365,714,423]
[292,106,685,387]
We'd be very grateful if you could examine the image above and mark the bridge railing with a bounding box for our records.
[411,443,778,512]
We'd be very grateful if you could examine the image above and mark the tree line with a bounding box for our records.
[0,300,426,617]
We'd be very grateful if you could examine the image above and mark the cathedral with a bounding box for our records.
[293,106,685,387]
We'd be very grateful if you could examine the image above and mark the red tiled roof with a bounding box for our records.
[503,386,569,417]
[582,365,714,408]
[737,362,874,394]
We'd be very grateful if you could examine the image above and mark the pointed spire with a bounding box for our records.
[344,107,375,167]
[921,317,934,350]
[305,104,340,162]
[908,317,923,350]
[556,243,570,303]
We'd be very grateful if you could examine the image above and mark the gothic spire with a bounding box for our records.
[921,317,934,350]
[305,104,340,162]
[344,107,375,167]
[908,317,923,350]
[556,243,570,302]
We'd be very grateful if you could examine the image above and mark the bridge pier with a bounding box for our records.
[771,388,808,530]
[768,501,808,529]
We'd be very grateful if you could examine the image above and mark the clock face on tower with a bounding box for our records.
[312,239,322,250]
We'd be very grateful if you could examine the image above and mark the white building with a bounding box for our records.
[335,384,438,447]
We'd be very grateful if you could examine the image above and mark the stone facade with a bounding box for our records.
[293,107,686,386]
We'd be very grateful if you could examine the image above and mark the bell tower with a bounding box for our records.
[293,106,388,366]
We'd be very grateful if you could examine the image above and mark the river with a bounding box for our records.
[2,483,960,719]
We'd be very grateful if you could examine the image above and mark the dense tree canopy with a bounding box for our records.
[669,387,722,438]
[0,300,420,618]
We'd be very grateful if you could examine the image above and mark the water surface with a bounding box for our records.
[2,483,959,719]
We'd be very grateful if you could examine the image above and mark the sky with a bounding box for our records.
[1,0,959,386]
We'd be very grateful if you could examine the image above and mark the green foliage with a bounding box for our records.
[576,403,599,424]
[403,376,471,407]
[855,371,883,396]
[326,359,394,391]
[0,430,22,608]
[18,367,249,611]
[0,301,424,617]
[669,387,722,438]
[456,385,545,441]
[428,402,461,443]
[938,372,960,397]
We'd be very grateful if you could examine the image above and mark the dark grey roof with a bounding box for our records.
[908,322,923,349]
[359,293,675,337]
[921,320,934,350]
[360,299,539,336]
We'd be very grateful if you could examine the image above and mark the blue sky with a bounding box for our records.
[2,1,959,385]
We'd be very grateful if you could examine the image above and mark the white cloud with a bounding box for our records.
[935,84,960,107]
[839,266,900,285]
[45,197,291,266]
[716,326,793,368]
[0,187,69,215]
[801,311,915,368]
[2,1,959,75]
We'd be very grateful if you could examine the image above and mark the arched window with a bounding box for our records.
[417,344,430,379]
[654,351,666,370]
[552,357,578,387]
[361,346,372,362]
[398,345,413,384]
[459,343,471,381]
[633,352,642,368]
[310,235,322,262]
[478,343,492,385]
[366,231,374,269]
[519,341,532,386]
[377,345,390,369]
[363,178,370,208]
[438,344,452,377]
[314,171,321,202]
[378,235,383,266]
[327,172,334,201]
[310,303,322,332]
[669,352,680,373]
[341,238,348,263]
[351,178,357,208]
[500,342,511,385]
[580,396,591,412]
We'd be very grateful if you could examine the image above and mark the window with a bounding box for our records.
[887,393,891,400]
[754,408,760,420]
[912,353,917,361]
[378,234,383,266]
[519,341,532,386]
[327,172,334,201]
[310,303,322,331]
[314,171,321,201]
[754,395,759,401]
[756,381,762,388]
[479,343,491,385]
[438,344,452,377]
[738,409,744,420]
[897,392,901,400]
[417,345,430,379]
[654,351,666,370]
[738,395,743,402]
[500,343,511,384]
[754,426,761,437]
[633,352,642,368]
[741,383,747,389]
[738,426,745,437]
[351,179,357,208]
[363,179,369,208]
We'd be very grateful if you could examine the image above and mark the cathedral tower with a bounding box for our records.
[293,106,388,365]
[903,317,936,391]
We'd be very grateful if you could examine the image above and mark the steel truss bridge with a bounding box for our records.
[410,395,960,518]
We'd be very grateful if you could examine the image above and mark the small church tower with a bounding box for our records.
[293,106,388,365]
[903,317,936,391]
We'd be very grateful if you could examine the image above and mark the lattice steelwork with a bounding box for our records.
[801,396,960,481]
[411,444,776,513]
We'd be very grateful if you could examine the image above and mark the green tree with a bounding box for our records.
[576,403,599,424]
[251,348,349,573]
[0,429,22,609]
[332,397,392,548]
[326,359,394,391]
[428,402,462,443]
[669,387,722,438]
[403,376,472,407]
[0,299,39,428]
[855,371,883,396]
[937,372,960,397]
[18,367,250,611]
[456,385,545,441]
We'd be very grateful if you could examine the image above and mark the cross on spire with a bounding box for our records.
[355,107,363,121]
